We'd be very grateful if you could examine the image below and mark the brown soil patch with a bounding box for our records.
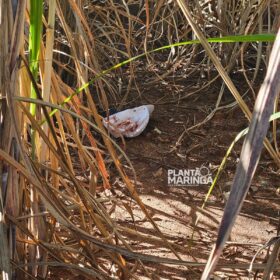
[109,81,280,279]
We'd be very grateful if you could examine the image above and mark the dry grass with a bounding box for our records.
[0,0,279,279]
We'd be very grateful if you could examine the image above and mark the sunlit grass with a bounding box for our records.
[0,1,279,279]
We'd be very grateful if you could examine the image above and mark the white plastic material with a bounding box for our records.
[102,105,154,138]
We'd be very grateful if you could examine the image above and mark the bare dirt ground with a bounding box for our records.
[108,76,280,279]
[50,73,280,280]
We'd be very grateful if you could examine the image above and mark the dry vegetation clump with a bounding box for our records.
[0,1,279,279]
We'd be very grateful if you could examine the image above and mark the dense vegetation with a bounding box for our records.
[0,1,279,279]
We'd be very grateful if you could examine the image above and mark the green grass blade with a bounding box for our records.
[202,111,280,209]
[43,33,276,120]
[29,0,43,157]
[29,0,43,113]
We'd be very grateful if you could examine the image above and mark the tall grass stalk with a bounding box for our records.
[28,0,44,277]
[29,0,43,157]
